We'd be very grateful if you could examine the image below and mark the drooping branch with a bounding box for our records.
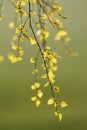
[0,0,77,121]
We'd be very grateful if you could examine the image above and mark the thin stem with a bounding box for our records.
[42,0,67,19]
[28,1,55,98]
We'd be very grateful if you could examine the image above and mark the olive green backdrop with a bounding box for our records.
[0,0,87,130]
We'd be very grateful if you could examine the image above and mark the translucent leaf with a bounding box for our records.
[53,86,60,93]
[36,99,41,107]
[37,90,43,98]
[60,101,68,107]
[47,98,54,105]
[58,113,62,121]
[31,96,37,102]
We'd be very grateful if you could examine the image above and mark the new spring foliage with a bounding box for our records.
[0,0,77,121]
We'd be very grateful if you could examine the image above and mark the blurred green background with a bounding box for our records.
[0,0,87,130]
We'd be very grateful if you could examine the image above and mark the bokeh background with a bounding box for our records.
[0,0,87,130]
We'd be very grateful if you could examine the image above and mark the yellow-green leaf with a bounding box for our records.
[58,113,62,121]
[60,101,68,107]
[47,98,54,105]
